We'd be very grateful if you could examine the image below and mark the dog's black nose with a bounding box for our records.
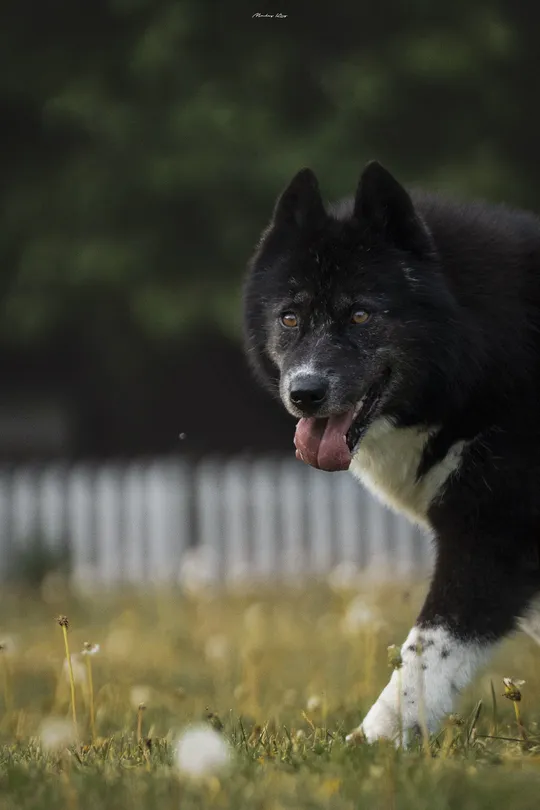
[289,375,328,411]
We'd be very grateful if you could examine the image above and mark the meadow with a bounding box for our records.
[1,570,540,809]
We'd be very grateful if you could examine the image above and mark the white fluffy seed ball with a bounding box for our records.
[39,717,77,752]
[175,725,232,778]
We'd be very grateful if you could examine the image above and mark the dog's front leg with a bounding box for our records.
[348,623,489,744]
[347,532,537,744]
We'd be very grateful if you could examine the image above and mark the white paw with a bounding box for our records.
[347,698,399,744]
[346,625,491,746]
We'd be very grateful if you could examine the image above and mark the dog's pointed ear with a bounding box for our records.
[272,168,327,230]
[354,161,433,257]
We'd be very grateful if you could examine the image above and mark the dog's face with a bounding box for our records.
[243,162,463,471]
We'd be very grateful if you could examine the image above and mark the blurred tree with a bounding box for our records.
[0,0,538,356]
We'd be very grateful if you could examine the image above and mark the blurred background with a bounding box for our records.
[0,0,537,589]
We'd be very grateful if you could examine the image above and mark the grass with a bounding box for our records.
[1,574,540,808]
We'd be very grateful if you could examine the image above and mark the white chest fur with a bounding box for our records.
[349,417,467,528]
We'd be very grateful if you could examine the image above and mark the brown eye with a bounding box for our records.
[351,310,370,325]
[281,312,298,328]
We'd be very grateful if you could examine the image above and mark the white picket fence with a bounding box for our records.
[0,457,434,585]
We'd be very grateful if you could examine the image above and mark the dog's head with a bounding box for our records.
[243,161,466,471]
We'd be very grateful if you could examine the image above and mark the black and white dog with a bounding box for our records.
[243,161,540,743]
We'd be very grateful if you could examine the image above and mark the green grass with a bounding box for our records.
[1,576,540,808]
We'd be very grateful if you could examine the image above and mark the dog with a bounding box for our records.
[242,160,540,744]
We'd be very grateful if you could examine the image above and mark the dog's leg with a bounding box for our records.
[347,534,538,744]
[518,597,540,645]
[348,623,490,744]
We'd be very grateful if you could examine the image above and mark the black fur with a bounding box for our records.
[243,160,540,647]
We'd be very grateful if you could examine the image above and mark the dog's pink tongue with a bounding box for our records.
[294,412,355,471]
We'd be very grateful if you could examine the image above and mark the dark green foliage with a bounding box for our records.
[0,1,538,351]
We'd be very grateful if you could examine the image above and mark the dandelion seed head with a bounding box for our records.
[503,677,525,689]
[82,642,100,656]
[204,634,230,664]
[283,688,297,707]
[306,694,322,712]
[56,615,69,629]
[63,654,87,685]
[341,596,384,635]
[178,545,218,596]
[502,676,525,701]
[233,683,249,702]
[328,561,361,593]
[39,717,76,752]
[174,725,232,778]
[130,685,152,709]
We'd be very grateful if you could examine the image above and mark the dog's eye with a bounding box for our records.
[281,312,298,328]
[351,310,370,325]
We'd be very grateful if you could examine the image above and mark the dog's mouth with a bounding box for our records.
[293,374,389,472]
